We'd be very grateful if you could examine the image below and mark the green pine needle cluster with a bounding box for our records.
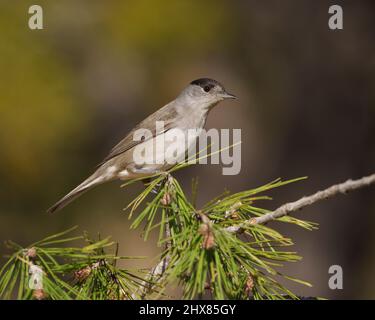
[1,152,318,300]
[0,226,144,300]
[124,174,318,299]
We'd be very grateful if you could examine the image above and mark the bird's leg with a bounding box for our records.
[151,180,166,194]
[141,177,162,194]
[142,177,152,186]
[149,172,171,194]
[127,164,171,194]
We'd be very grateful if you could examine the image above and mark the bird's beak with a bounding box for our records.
[220,91,237,100]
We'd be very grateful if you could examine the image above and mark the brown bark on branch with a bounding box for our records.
[226,173,375,233]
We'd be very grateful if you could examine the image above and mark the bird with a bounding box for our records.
[47,78,237,214]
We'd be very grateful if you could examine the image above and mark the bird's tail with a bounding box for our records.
[47,173,106,214]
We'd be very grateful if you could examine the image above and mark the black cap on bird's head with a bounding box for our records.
[190,78,237,100]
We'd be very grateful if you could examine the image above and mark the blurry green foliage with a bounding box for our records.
[105,0,233,53]
[0,2,89,189]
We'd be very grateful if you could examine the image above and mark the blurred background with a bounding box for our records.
[0,0,374,299]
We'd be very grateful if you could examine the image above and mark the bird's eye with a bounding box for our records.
[203,85,211,92]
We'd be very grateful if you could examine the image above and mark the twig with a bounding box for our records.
[136,214,172,299]
[226,173,375,233]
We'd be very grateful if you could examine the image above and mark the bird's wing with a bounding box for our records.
[97,103,179,167]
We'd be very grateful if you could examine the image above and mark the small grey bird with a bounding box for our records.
[47,78,236,213]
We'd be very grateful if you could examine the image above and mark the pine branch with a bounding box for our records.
[138,221,171,299]
[125,174,316,299]
[0,227,144,300]
[226,173,375,233]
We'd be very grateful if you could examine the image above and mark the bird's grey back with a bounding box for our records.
[100,99,206,165]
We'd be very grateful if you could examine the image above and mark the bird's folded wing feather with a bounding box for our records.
[97,103,179,167]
